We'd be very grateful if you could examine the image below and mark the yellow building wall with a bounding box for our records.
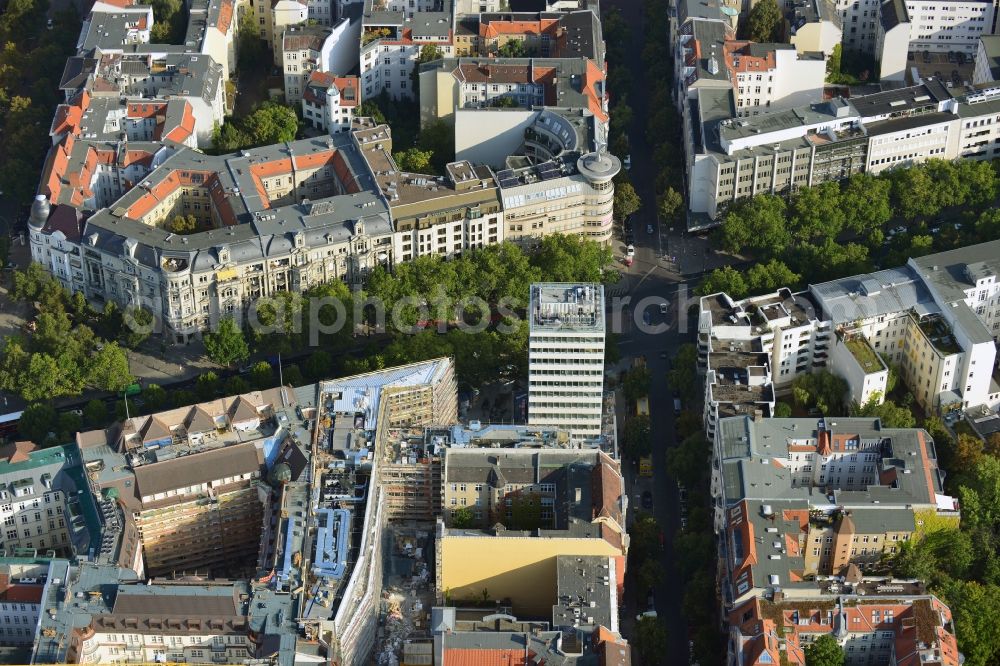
[439,535,619,617]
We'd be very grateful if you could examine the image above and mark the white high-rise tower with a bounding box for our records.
[527,283,606,439]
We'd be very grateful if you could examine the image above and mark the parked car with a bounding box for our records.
[46,18,53,29]
[626,244,635,258]
[646,223,654,234]
[624,155,632,170]
[659,302,668,314]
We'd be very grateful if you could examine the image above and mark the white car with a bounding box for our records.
[659,303,668,314]
[624,155,632,170]
[626,244,635,257]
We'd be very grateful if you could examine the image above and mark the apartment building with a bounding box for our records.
[810,243,1000,412]
[724,41,827,116]
[674,18,827,115]
[0,562,46,647]
[419,57,608,127]
[428,555,629,664]
[77,389,296,577]
[713,416,958,607]
[787,0,843,56]
[875,0,911,81]
[473,10,605,60]
[697,289,831,438]
[30,130,395,342]
[436,447,626,616]
[0,442,101,560]
[70,583,254,665]
[973,34,1000,82]
[528,283,606,438]
[359,0,455,101]
[302,72,360,134]
[701,242,1000,421]
[281,24,335,105]
[729,594,960,666]
[353,125,504,261]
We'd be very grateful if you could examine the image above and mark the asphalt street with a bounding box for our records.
[597,0,711,661]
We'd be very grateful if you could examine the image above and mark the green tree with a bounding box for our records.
[531,235,612,283]
[789,182,845,242]
[826,43,843,79]
[122,307,154,349]
[942,580,1000,666]
[393,146,434,172]
[667,344,699,396]
[304,350,333,381]
[958,456,1000,562]
[805,634,845,666]
[717,194,789,258]
[657,187,683,224]
[242,102,299,146]
[196,371,220,400]
[697,266,748,298]
[623,365,651,403]
[86,342,133,393]
[282,364,303,387]
[249,360,274,389]
[790,239,870,284]
[417,119,455,174]
[613,181,641,222]
[634,616,668,663]
[792,370,848,414]
[747,0,782,42]
[637,558,663,590]
[841,173,892,239]
[18,403,59,445]
[169,214,198,234]
[975,207,1000,242]
[204,318,250,367]
[665,433,709,489]
[226,375,250,396]
[83,399,108,428]
[851,394,916,428]
[623,415,652,458]
[497,39,526,58]
[747,260,800,293]
[450,506,475,528]
[774,401,793,417]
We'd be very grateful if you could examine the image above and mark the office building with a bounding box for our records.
[528,283,606,438]
[436,447,626,617]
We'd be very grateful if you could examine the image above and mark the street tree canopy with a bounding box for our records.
[203,318,250,367]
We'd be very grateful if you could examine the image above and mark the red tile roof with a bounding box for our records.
[443,649,527,665]
[0,441,38,464]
